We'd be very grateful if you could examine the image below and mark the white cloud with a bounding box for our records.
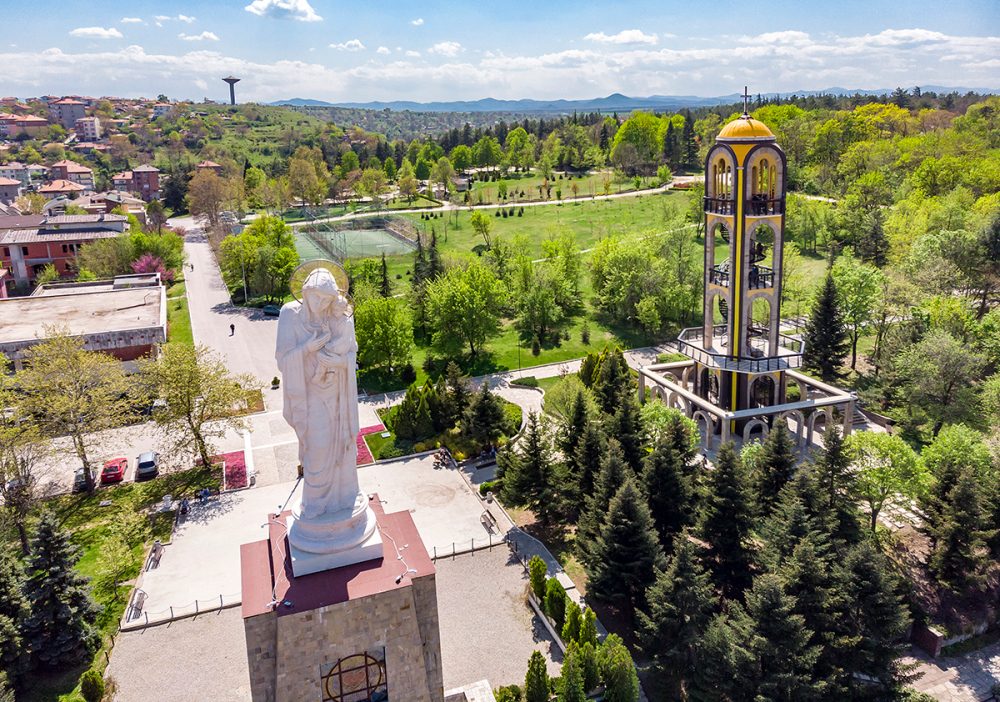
[69,26,124,39]
[6,28,999,103]
[584,29,658,45]
[411,18,424,26]
[244,0,322,22]
[376,46,391,55]
[428,41,462,57]
[120,17,143,24]
[330,39,365,52]
[194,78,208,91]
[153,14,196,27]
[179,31,220,42]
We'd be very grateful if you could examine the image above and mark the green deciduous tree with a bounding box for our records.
[846,432,926,532]
[426,260,507,356]
[354,296,413,372]
[140,343,261,470]
[832,254,884,371]
[18,334,136,493]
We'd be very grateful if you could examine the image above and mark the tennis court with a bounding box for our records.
[295,226,416,262]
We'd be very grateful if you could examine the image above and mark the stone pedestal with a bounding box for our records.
[287,492,382,577]
[241,496,444,702]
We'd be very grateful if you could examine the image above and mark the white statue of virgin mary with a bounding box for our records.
[275,265,381,575]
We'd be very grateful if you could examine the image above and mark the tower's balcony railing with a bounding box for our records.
[676,324,803,373]
[709,265,773,289]
[709,266,729,286]
[746,197,785,216]
[747,265,774,289]
[704,197,735,215]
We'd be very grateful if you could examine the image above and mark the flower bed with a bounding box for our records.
[356,424,386,466]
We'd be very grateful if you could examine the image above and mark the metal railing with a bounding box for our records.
[709,266,730,286]
[746,197,785,216]
[709,265,773,289]
[676,325,804,373]
[704,196,735,215]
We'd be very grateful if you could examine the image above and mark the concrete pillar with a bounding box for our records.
[637,374,646,404]
[843,399,854,436]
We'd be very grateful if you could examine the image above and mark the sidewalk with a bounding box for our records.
[905,643,1000,701]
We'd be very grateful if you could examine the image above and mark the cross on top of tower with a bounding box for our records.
[742,86,751,117]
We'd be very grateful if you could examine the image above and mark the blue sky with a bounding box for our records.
[2,0,998,102]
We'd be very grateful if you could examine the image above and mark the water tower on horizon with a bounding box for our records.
[223,76,241,105]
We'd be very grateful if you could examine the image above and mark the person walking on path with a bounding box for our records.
[230,323,235,336]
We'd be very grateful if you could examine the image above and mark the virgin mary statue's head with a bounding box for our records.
[302,268,348,319]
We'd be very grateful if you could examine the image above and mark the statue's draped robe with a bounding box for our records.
[276,303,361,518]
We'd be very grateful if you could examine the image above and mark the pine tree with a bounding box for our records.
[681,113,698,167]
[742,574,822,701]
[463,383,507,449]
[856,209,888,267]
[0,550,28,680]
[559,643,587,702]
[687,614,749,702]
[641,435,692,548]
[811,426,861,544]
[637,534,715,695]
[578,641,600,693]
[571,422,606,506]
[760,478,823,571]
[23,512,100,667]
[929,469,993,589]
[444,361,471,426]
[412,233,428,286]
[588,475,663,616]
[593,348,631,415]
[755,422,798,514]
[501,412,559,524]
[577,439,632,565]
[560,390,590,476]
[379,252,391,297]
[598,634,641,702]
[579,607,599,649]
[606,394,644,471]
[839,541,910,691]
[562,599,582,644]
[699,442,755,599]
[524,650,549,702]
[803,272,849,381]
[428,227,444,279]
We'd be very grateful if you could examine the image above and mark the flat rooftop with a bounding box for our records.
[0,286,163,344]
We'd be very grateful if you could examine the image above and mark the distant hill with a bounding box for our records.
[269,86,996,114]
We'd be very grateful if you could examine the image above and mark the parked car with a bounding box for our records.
[135,451,159,481]
[101,457,128,485]
[73,467,94,493]
[262,304,281,317]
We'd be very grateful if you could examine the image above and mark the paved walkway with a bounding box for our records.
[906,644,1000,701]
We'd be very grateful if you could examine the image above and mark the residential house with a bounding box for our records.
[48,98,86,130]
[74,116,101,141]
[49,160,94,190]
[37,179,85,199]
[0,177,19,205]
[0,212,128,288]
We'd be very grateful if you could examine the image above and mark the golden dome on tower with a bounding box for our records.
[717,116,775,141]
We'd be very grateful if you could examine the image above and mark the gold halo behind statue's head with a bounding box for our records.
[289,259,353,316]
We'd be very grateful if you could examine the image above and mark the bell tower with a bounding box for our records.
[678,88,801,418]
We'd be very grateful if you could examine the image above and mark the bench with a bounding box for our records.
[480,510,498,534]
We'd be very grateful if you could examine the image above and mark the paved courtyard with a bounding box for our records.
[434,546,562,689]
[136,453,508,618]
[108,608,250,702]
[906,643,1000,701]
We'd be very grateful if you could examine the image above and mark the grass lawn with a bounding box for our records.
[464,169,654,205]
[166,294,193,346]
[14,466,221,702]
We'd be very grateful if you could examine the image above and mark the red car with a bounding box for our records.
[100,457,128,485]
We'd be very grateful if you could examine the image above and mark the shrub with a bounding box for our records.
[80,670,104,702]
[377,444,404,460]
[400,363,417,384]
[511,376,539,388]
[271,376,280,387]
[479,479,500,496]
[529,555,548,600]
[495,685,522,702]
[581,325,591,344]
[544,577,567,630]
